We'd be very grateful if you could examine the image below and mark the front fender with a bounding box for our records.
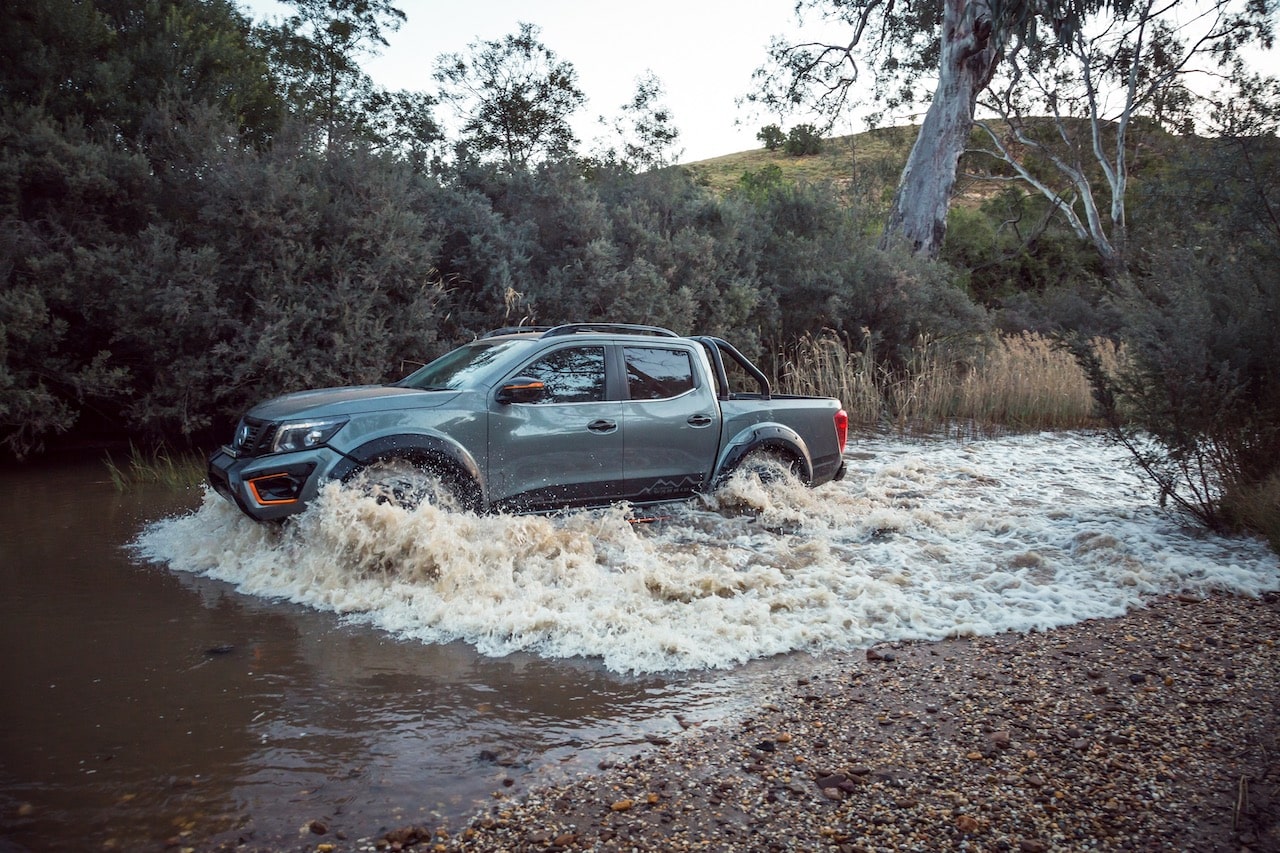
[329,433,487,505]
[712,424,814,486]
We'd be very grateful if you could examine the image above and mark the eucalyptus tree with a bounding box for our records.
[758,0,1275,268]
[755,0,1135,258]
[971,0,1278,279]
[434,22,586,169]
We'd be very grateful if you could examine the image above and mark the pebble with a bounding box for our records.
[346,594,1280,852]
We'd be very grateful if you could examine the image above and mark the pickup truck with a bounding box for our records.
[208,324,848,522]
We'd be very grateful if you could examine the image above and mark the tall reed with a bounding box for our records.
[104,443,207,491]
[776,331,1124,435]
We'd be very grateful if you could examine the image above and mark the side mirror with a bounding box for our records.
[496,377,546,404]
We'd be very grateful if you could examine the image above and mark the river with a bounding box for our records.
[2,433,1276,851]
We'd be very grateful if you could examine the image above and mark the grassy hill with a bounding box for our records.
[681,126,918,194]
[679,119,1217,208]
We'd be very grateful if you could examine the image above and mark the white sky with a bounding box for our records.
[243,0,847,163]
[243,1,1280,163]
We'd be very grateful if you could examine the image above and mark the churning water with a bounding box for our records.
[137,431,1280,675]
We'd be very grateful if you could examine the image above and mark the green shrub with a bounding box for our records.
[757,124,785,151]
[1071,251,1280,544]
[785,124,823,156]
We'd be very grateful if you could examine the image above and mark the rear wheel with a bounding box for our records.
[733,448,803,485]
[350,458,474,512]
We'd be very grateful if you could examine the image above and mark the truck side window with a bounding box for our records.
[624,347,695,401]
[521,346,606,403]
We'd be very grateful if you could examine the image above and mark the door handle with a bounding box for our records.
[687,414,713,427]
[587,419,618,433]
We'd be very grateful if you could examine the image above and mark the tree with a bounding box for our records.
[594,71,683,171]
[758,0,1275,264]
[0,0,283,146]
[434,22,585,168]
[757,124,786,150]
[256,0,419,149]
[755,0,1139,258]
[970,0,1278,279]
[786,123,824,155]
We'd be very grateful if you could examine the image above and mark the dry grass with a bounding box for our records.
[776,331,1125,436]
[1222,473,1280,552]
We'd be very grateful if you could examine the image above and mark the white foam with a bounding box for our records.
[135,433,1279,673]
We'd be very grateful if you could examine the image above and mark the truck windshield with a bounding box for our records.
[394,340,526,390]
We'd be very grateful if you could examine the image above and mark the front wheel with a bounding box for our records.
[349,458,474,512]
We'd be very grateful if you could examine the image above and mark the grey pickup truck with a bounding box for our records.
[208,324,848,521]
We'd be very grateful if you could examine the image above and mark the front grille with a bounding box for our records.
[232,417,278,458]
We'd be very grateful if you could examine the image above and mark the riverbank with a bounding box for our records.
[389,592,1279,852]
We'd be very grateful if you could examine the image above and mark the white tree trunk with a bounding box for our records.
[879,0,999,257]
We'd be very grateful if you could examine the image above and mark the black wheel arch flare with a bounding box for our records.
[329,434,486,509]
[714,424,814,487]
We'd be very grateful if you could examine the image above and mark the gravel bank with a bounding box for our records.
[385,592,1279,853]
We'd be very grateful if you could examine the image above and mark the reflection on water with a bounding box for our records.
[0,459,782,851]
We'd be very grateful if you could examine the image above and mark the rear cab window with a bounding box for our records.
[624,346,696,401]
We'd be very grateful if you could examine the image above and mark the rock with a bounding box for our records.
[308,819,328,835]
[610,799,634,812]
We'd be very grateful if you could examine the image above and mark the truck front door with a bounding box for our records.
[487,344,624,511]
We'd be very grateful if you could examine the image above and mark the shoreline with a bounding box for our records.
[391,592,1280,852]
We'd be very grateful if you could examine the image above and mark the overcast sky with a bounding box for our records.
[243,1,1280,163]
[243,0,849,163]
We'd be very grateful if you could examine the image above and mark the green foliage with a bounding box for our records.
[942,188,1112,335]
[736,179,986,368]
[757,124,785,151]
[785,124,824,156]
[0,0,284,148]
[592,72,682,171]
[1073,252,1280,541]
[434,22,585,169]
[254,0,425,151]
[1070,132,1280,543]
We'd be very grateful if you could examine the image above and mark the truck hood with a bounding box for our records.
[249,385,463,421]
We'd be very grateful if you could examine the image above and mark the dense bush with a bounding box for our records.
[0,94,996,456]
[1072,135,1280,545]
[785,124,824,156]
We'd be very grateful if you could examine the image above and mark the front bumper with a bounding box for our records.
[208,446,336,522]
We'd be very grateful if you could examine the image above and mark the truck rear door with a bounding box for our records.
[617,344,720,502]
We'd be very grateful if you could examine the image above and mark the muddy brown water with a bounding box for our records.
[0,459,793,852]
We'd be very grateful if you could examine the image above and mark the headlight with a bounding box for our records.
[271,417,348,453]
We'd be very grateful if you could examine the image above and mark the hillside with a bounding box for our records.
[681,126,916,194]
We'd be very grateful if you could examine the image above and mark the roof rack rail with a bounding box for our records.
[481,325,554,339]
[540,323,679,339]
